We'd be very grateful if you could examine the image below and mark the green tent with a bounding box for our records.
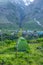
[17,37,29,51]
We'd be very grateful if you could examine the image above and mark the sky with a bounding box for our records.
[23,0,34,5]
[0,0,8,2]
[0,0,34,2]
[0,0,34,6]
[23,0,34,2]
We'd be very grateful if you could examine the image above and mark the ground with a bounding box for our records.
[0,39,43,65]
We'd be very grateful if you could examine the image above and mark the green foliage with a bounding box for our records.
[4,40,12,44]
[17,29,22,38]
[0,38,43,65]
[37,38,43,42]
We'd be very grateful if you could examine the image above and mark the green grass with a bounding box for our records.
[0,38,43,65]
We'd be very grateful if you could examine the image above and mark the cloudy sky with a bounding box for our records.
[0,0,8,2]
[0,0,34,5]
[23,0,34,5]
[0,0,34,2]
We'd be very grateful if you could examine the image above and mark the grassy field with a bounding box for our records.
[0,38,43,65]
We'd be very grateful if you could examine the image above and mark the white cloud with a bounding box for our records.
[30,0,34,2]
[0,0,34,5]
[23,0,34,6]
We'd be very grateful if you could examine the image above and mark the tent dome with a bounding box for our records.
[17,37,28,51]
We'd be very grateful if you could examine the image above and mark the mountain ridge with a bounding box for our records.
[0,0,43,31]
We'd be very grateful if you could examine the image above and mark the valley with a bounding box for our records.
[0,0,43,65]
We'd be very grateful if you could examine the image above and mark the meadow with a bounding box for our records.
[0,37,43,65]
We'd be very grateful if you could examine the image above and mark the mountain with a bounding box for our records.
[0,0,43,31]
[0,2,19,30]
[0,0,26,30]
[22,0,43,30]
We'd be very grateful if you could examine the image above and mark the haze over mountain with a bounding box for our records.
[0,0,43,31]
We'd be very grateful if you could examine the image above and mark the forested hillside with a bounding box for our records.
[0,0,43,30]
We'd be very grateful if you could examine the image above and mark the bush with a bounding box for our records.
[5,40,12,44]
[37,38,43,42]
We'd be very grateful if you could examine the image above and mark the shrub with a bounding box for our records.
[5,40,12,44]
[37,38,43,42]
